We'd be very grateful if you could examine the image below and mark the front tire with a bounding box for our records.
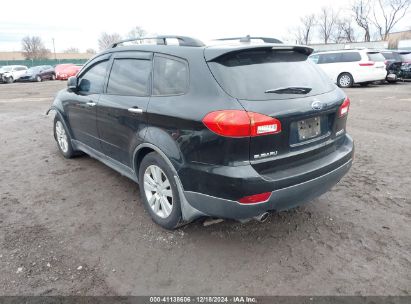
[139,152,182,229]
[337,73,353,88]
[5,76,13,84]
[36,75,42,82]
[53,116,75,158]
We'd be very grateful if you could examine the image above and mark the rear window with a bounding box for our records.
[400,53,411,61]
[367,52,385,62]
[207,49,334,100]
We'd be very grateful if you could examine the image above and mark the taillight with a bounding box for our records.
[238,192,271,204]
[338,97,350,117]
[359,61,375,66]
[202,110,281,137]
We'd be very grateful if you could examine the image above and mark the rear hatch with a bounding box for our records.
[205,46,349,175]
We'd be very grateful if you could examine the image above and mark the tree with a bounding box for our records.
[128,26,147,41]
[86,48,96,54]
[294,14,316,45]
[352,0,372,42]
[318,7,339,44]
[98,32,122,50]
[372,0,411,40]
[21,36,50,60]
[63,47,79,53]
[333,18,358,43]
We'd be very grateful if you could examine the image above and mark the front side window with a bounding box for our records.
[107,58,151,96]
[78,60,108,94]
[153,56,188,95]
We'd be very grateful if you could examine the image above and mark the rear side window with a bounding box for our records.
[318,53,341,64]
[208,49,334,101]
[78,60,108,94]
[367,52,385,62]
[153,56,188,95]
[107,58,151,96]
[340,52,361,62]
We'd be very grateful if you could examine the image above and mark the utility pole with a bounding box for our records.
[52,38,57,61]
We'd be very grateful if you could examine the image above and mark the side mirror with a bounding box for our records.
[67,76,78,91]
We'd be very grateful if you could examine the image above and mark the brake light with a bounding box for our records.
[359,61,375,66]
[202,110,281,137]
[338,97,350,117]
[238,192,271,204]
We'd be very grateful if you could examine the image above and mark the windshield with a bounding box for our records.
[207,49,334,100]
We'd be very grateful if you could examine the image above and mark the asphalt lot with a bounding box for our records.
[0,80,410,296]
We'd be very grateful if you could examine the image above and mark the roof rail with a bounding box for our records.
[215,35,283,44]
[111,35,205,48]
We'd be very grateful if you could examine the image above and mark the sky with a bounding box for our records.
[0,0,410,52]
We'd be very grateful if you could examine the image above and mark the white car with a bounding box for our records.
[309,50,386,88]
[0,65,28,83]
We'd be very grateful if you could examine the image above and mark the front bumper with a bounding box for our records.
[182,134,354,220]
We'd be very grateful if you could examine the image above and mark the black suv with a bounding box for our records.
[48,36,354,229]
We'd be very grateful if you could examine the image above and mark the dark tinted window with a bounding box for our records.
[107,59,151,96]
[208,49,334,100]
[78,60,108,94]
[341,52,361,62]
[399,53,411,61]
[318,53,341,64]
[382,52,401,61]
[153,56,188,95]
[367,52,385,62]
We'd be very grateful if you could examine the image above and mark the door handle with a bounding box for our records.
[86,101,97,107]
[128,107,143,114]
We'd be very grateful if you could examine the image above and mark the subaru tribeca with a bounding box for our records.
[48,36,354,229]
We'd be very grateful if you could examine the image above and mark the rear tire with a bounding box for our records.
[5,76,13,84]
[138,152,182,230]
[36,75,42,82]
[51,74,56,80]
[337,73,353,88]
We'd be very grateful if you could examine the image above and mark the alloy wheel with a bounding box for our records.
[144,165,173,218]
[339,75,351,87]
[55,121,68,153]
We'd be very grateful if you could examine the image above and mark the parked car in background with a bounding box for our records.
[0,65,28,83]
[48,35,353,229]
[309,50,386,87]
[398,50,411,79]
[17,65,56,82]
[380,50,402,83]
[55,64,82,80]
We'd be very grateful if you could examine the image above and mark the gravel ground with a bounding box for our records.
[0,80,410,296]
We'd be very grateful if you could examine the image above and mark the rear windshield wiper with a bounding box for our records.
[265,86,312,94]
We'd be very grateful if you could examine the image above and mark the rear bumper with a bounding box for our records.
[182,134,354,220]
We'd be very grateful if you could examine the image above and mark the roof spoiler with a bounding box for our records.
[111,35,205,48]
[205,45,314,61]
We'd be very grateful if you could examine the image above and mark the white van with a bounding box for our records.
[309,50,386,88]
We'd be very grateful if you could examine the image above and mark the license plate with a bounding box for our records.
[297,116,321,141]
